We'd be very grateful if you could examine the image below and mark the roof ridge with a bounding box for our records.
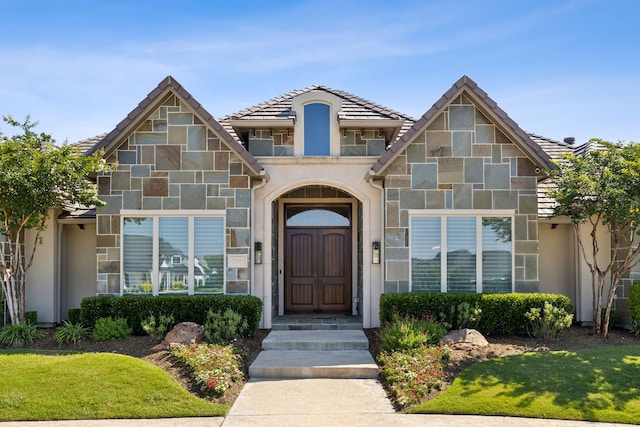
[315,85,416,121]
[223,86,316,120]
[222,84,416,122]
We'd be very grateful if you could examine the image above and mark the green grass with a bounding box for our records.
[0,351,227,421]
[412,345,640,424]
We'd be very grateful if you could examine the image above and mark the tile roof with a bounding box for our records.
[70,133,107,155]
[220,85,415,146]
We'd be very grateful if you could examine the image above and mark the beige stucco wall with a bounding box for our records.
[539,222,576,308]
[60,223,97,319]
[575,221,612,324]
[25,214,57,324]
[254,157,383,328]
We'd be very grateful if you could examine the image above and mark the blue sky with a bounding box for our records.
[1,0,638,146]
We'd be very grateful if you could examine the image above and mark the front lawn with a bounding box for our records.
[0,352,226,421]
[412,345,640,424]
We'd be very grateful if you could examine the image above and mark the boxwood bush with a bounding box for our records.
[380,292,573,336]
[80,295,263,336]
[629,280,640,335]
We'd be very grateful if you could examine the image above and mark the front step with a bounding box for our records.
[262,330,369,351]
[249,329,378,379]
[249,350,378,379]
[271,315,362,331]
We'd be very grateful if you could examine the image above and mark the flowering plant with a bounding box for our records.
[377,346,449,408]
[170,343,244,395]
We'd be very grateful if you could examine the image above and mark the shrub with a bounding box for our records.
[170,343,244,396]
[141,313,175,342]
[91,317,133,341]
[380,292,573,336]
[379,313,446,353]
[67,308,82,324]
[377,346,449,409]
[25,311,38,325]
[0,323,44,348]
[138,282,152,293]
[525,301,573,341]
[80,295,262,336]
[204,308,249,344]
[440,301,482,330]
[630,281,640,336]
[55,321,90,345]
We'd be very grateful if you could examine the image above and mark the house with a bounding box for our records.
[21,75,636,328]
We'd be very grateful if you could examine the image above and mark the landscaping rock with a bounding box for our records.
[440,328,489,349]
[151,322,205,352]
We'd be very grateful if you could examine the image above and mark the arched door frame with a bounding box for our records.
[258,178,374,328]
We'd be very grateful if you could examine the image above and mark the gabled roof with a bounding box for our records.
[85,76,264,177]
[220,84,415,144]
[370,75,553,177]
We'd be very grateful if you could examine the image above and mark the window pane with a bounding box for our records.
[123,217,153,294]
[411,217,441,292]
[194,217,224,294]
[158,217,189,294]
[482,217,512,293]
[286,206,350,227]
[447,217,476,292]
[304,103,330,156]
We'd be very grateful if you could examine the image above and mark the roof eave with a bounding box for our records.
[228,119,295,128]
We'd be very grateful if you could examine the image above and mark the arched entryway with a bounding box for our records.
[276,186,361,317]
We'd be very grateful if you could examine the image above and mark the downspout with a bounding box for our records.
[250,170,269,328]
[366,169,385,328]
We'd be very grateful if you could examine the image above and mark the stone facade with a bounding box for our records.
[247,129,294,156]
[95,94,252,295]
[340,130,387,156]
[383,94,540,294]
[246,128,386,157]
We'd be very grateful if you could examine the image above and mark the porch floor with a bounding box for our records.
[272,314,362,330]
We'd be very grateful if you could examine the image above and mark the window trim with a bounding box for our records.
[409,210,515,293]
[120,210,226,296]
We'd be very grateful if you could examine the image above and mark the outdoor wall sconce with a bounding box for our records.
[372,241,380,264]
[254,241,262,264]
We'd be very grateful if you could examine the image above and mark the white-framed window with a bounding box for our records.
[410,210,514,293]
[121,211,225,295]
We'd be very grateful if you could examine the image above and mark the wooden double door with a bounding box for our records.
[285,227,352,313]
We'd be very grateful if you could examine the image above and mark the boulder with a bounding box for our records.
[439,328,489,348]
[151,322,205,352]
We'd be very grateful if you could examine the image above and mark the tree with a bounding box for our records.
[0,116,110,325]
[547,139,640,337]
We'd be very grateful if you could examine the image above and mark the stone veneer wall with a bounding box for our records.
[341,130,386,156]
[245,128,385,157]
[613,233,638,325]
[247,129,294,156]
[95,95,252,295]
[383,94,540,294]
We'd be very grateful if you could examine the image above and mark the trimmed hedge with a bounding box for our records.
[80,295,263,336]
[629,280,640,324]
[380,292,573,336]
